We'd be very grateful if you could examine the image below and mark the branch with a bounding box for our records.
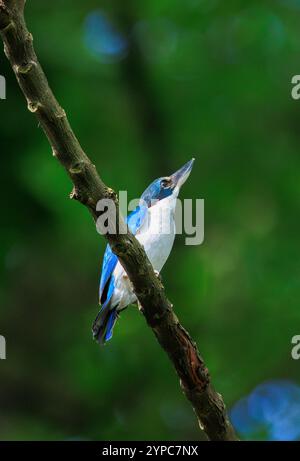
[0,1,238,441]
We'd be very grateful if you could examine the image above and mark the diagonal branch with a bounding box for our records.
[0,0,237,441]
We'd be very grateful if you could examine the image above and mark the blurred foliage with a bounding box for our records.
[231,380,300,441]
[1,0,300,441]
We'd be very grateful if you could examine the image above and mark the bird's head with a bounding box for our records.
[140,158,195,207]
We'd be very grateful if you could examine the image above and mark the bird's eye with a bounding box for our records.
[161,178,171,188]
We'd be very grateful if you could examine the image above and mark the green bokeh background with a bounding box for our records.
[1,0,300,440]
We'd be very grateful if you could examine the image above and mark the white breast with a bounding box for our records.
[137,194,176,271]
[111,195,177,310]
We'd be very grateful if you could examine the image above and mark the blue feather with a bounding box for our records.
[94,203,148,344]
[99,246,118,303]
[127,204,148,234]
[99,204,148,304]
[104,309,118,342]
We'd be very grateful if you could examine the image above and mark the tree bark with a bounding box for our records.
[0,0,238,441]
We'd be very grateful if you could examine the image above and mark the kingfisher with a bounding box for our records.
[92,158,195,344]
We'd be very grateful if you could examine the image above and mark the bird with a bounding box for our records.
[92,158,195,344]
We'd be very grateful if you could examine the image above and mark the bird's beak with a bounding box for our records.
[170,158,195,190]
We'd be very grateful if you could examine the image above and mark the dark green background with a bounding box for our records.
[1,0,300,441]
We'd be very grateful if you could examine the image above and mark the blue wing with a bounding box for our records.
[127,203,148,235]
[94,204,148,343]
[99,245,118,305]
[99,204,148,306]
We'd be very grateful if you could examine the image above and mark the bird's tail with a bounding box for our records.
[92,306,118,345]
